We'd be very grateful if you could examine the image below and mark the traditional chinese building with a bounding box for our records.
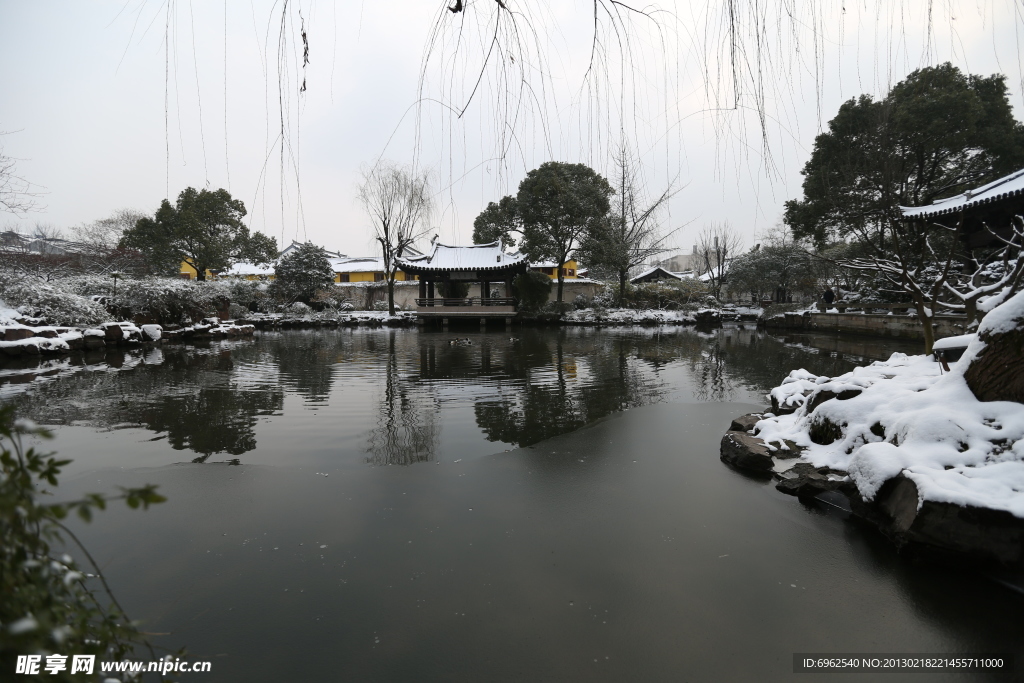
[397,240,528,322]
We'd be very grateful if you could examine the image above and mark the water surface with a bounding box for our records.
[3,327,1019,682]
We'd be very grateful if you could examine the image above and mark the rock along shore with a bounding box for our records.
[721,412,1024,569]
[0,319,255,358]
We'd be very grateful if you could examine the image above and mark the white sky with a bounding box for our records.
[1,1,1021,259]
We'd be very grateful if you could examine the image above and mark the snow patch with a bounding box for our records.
[755,336,1024,517]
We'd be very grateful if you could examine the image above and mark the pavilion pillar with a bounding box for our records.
[418,278,426,302]
[427,280,435,307]
[481,280,490,304]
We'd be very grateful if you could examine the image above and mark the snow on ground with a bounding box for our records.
[0,298,19,325]
[754,291,1024,518]
[344,310,417,322]
[562,308,698,324]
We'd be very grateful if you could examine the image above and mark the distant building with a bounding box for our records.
[654,249,701,274]
[201,241,428,282]
[529,260,579,279]
[330,256,417,283]
[630,266,686,284]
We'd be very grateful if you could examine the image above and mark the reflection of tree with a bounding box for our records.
[366,332,439,465]
[629,326,920,402]
[266,331,338,402]
[138,386,281,458]
[472,330,654,447]
[8,343,283,458]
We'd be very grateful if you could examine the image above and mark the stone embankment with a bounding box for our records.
[236,312,418,329]
[0,319,255,358]
[721,412,1024,568]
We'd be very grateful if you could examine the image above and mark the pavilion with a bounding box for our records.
[397,240,529,322]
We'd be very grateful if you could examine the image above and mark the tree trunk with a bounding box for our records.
[556,272,564,305]
[964,297,979,328]
[964,323,1024,403]
[387,273,396,316]
[913,297,936,354]
[195,263,206,281]
[618,270,627,304]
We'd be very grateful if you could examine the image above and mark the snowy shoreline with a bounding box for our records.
[720,291,1024,567]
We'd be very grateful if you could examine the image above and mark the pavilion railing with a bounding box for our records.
[415,297,516,307]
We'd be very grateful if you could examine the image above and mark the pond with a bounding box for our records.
[3,327,1021,682]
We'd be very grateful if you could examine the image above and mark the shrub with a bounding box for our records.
[513,271,552,312]
[226,279,269,311]
[109,277,230,324]
[0,406,167,672]
[311,286,352,312]
[573,293,591,310]
[283,301,312,316]
[0,274,110,326]
[624,278,712,310]
[591,288,616,309]
[62,276,229,325]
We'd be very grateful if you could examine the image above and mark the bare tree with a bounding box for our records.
[837,216,1024,352]
[581,147,682,303]
[28,222,63,240]
[0,138,42,216]
[694,222,743,299]
[358,161,434,315]
[73,209,145,254]
[939,218,1024,327]
[70,209,152,274]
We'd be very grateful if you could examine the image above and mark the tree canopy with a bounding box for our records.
[474,161,612,304]
[270,241,336,304]
[727,229,814,303]
[120,187,277,280]
[784,63,1024,248]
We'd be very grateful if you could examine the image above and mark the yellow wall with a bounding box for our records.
[179,261,216,280]
[531,260,579,279]
[335,271,416,283]
[180,262,274,281]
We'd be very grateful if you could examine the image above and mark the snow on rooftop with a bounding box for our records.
[630,266,683,282]
[398,240,525,271]
[330,256,385,273]
[222,262,276,277]
[900,167,1024,219]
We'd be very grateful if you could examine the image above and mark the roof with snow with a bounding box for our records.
[631,266,683,284]
[330,256,387,273]
[900,168,1024,220]
[278,240,346,260]
[222,261,276,277]
[397,240,527,274]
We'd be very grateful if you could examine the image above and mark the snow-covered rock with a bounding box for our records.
[140,324,163,341]
[752,293,1024,518]
[562,308,698,325]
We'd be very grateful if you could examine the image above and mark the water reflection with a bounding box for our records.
[5,343,284,458]
[367,332,439,465]
[463,332,655,446]
[1,326,922,462]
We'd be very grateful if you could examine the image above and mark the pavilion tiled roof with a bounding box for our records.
[397,240,526,272]
[900,168,1024,221]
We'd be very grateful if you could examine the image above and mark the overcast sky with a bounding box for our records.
[1,1,1021,259]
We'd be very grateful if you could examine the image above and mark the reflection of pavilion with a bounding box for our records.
[398,241,529,322]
